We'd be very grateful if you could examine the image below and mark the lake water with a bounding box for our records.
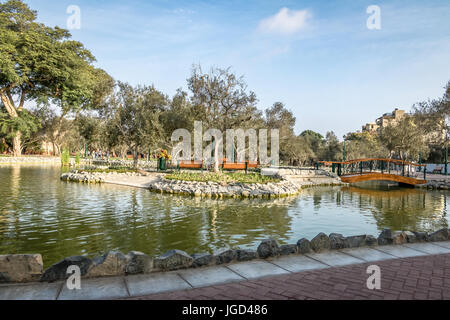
[0,165,448,267]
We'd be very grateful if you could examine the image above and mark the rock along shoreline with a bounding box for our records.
[1,228,449,284]
[60,168,345,198]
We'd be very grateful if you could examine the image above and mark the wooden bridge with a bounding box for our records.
[318,158,428,186]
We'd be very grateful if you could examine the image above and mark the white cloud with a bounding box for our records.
[259,8,311,35]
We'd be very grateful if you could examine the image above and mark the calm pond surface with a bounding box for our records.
[0,165,449,267]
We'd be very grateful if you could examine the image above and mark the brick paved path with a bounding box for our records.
[128,253,450,300]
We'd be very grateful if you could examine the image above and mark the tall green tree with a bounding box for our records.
[106,82,167,167]
[379,116,429,161]
[0,0,110,156]
[188,65,260,171]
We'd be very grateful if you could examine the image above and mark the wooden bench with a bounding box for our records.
[433,166,443,174]
[222,161,259,172]
[179,161,203,170]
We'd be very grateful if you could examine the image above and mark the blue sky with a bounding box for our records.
[27,0,450,139]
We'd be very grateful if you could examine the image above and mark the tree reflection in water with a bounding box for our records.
[0,166,449,268]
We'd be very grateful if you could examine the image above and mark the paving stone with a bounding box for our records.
[373,245,427,258]
[0,282,62,300]
[227,261,289,279]
[58,276,129,300]
[432,241,450,249]
[177,266,245,288]
[126,272,191,297]
[403,243,450,255]
[270,255,329,273]
[305,251,364,267]
[127,252,450,300]
[341,247,396,262]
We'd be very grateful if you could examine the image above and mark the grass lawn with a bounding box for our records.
[165,171,280,184]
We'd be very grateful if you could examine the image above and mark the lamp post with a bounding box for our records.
[343,136,347,162]
[445,145,448,176]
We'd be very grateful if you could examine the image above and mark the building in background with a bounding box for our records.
[362,108,406,133]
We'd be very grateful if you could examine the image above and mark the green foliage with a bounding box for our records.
[61,148,70,166]
[166,171,280,184]
[0,108,40,140]
[106,82,167,167]
[0,0,113,155]
[75,153,81,165]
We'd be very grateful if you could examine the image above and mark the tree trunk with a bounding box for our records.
[133,149,139,169]
[12,132,22,157]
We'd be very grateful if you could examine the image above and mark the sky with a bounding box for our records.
[27,0,450,139]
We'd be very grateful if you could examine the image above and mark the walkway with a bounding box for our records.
[1,241,450,300]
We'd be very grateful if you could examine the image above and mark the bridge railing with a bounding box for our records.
[316,158,427,181]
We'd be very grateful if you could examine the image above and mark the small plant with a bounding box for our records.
[75,153,81,165]
[61,149,70,166]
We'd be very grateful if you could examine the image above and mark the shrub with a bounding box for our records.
[75,153,81,165]
[61,149,70,166]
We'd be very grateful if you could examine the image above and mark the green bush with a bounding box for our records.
[165,171,280,184]
[75,153,81,165]
[61,149,70,166]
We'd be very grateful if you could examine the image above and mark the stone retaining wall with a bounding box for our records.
[419,179,450,190]
[1,228,449,284]
[60,171,148,184]
[149,178,302,198]
[61,169,344,198]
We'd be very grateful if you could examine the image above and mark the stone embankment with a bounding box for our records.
[418,178,450,190]
[60,170,150,184]
[61,168,345,198]
[1,228,449,284]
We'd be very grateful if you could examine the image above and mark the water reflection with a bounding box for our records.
[0,165,449,267]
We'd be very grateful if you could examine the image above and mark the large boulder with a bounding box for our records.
[125,251,153,274]
[404,231,417,243]
[365,235,378,246]
[428,229,449,242]
[279,244,297,256]
[215,249,237,265]
[154,250,193,271]
[344,235,367,248]
[378,229,394,245]
[310,233,330,252]
[257,239,280,259]
[192,253,214,268]
[87,251,127,277]
[0,254,43,283]
[41,256,91,282]
[329,233,348,250]
[392,231,407,245]
[236,250,257,262]
[413,231,429,242]
[297,238,311,254]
